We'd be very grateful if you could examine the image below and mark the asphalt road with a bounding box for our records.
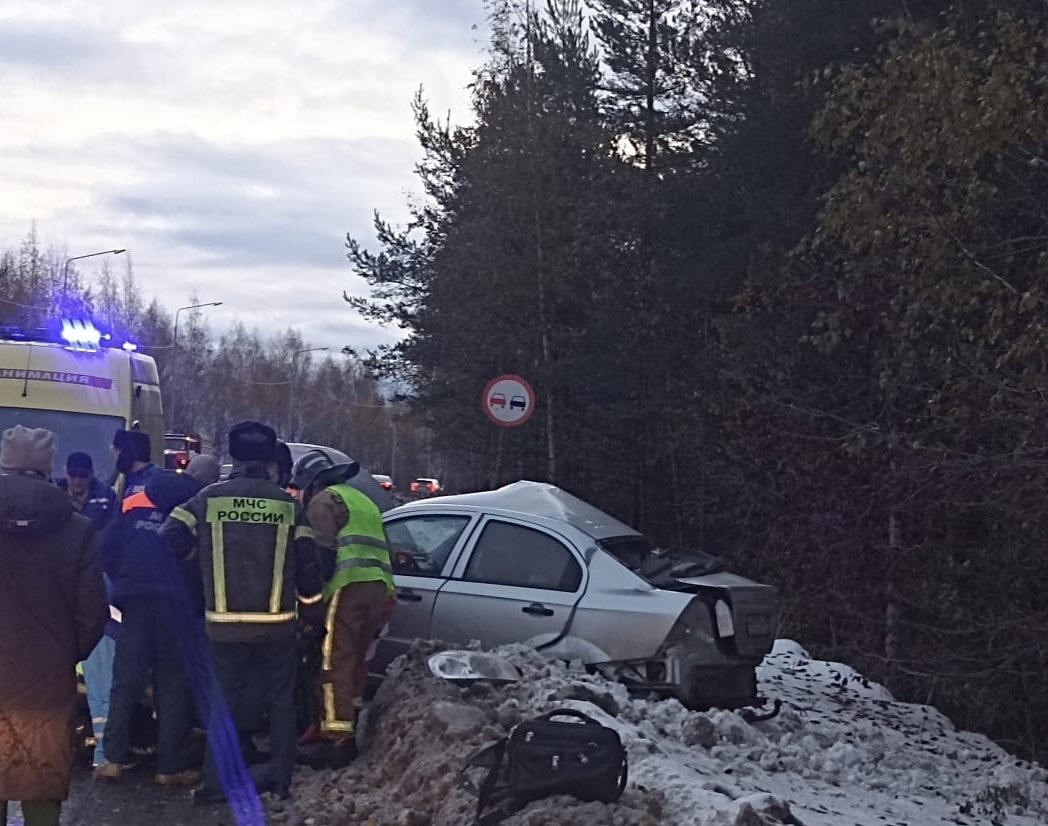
[60,759,240,826]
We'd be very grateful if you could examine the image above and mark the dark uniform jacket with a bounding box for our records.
[159,461,323,643]
[100,469,203,610]
[57,477,117,533]
[0,473,107,802]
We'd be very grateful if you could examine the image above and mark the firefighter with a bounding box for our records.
[160,422,325,802]
[291,450,394,769]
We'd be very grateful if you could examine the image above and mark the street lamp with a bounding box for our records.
[170,301,222,432]
[174,302,223,346]
[63,249,126,292]
[287,346,330,440]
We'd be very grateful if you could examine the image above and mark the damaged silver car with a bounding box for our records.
[372,481,779,710]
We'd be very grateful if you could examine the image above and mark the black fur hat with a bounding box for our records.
[112,429,151,463]
[228,421,277,463]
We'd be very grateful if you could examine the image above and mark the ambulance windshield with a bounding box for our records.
[0,407,123,481]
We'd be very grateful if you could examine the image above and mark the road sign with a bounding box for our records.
[483,374,535,428]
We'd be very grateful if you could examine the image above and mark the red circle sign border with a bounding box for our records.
[482,374,536,428]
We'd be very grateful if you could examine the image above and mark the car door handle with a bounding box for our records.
[396,589,423,603]
[522,603,554,617]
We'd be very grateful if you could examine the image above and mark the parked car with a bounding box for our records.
[286,442,395,510]
[372,481,779,711]
[409,477,442,496]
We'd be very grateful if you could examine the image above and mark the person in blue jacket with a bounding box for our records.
[58,451,119,769]
[94,467,203,786]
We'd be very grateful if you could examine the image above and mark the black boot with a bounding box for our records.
[297,738,357,770]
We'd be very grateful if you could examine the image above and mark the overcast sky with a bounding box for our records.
[0,0,484,351]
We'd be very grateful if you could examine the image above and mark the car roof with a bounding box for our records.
[393,480,642,541]
[287,442,352,465]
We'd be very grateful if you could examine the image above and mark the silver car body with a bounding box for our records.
[373,480,779,709]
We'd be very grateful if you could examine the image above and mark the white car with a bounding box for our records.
[371,481,780,710]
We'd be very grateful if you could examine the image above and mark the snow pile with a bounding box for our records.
[276,640,1048,826]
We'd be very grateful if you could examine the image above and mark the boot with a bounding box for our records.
[297,738,358,770]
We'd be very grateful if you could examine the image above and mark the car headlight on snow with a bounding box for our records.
[714,599,735,638]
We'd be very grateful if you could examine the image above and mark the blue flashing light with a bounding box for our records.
[122,341,139,352]
[60,320,103,351]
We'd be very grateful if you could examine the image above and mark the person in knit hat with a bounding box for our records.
[0,426,108,826]
[0,424,55,478]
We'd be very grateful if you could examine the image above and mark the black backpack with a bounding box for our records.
[463,708,629,825]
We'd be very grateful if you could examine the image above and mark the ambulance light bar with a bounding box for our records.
[0,321,137,353]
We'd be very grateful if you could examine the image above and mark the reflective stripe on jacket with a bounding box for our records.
[161,462,322,642]
[324,483,394,598]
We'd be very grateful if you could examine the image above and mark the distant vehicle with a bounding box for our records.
[489,392,506,409]
[164,433,201,472]
[373,473,394,492]
[373,481,780,711]
[410,477,442,496]
[509,395,526,410]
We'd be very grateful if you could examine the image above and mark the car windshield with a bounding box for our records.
[0,407,123,480]
[599,536,724,588]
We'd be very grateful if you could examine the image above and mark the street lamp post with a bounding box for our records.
[170,301,223,431]
[63,249,126,292]
[174,301,223,346]
[287,346,329,440]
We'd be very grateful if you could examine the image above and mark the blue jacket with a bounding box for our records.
[122,463,163,499]
[57,478,117,534]
[100,470,204,609]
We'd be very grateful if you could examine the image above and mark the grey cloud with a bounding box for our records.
[0,18,163,88]
[0,19,109,68]
[72,133,417,269]
[334,0,485,53]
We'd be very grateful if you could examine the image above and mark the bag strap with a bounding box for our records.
[617,752,629,795]
[535,707,600,725]
[470,739,507,825]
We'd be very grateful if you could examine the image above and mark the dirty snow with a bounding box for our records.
[274,639,1048,826]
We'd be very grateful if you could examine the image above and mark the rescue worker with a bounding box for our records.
[0,426,108,826]
[59,452,117,527]
[94,466,202,785]
[58,451,119,768]
[112,429,160,499]
[274,441,294,491]
[160,422,325,802]
[292,450,394,769]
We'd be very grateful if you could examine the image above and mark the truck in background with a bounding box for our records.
[0,321,164,481]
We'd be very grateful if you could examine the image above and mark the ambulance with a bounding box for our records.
[0,321,164,482]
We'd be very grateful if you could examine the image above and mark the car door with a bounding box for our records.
[429,516,588,650]
[372,511,477,675]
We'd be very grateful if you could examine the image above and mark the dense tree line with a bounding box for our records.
[0,229,427,480]
[348,0,1048,760]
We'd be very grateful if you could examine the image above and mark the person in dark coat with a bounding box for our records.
[57,451,117,531]
[112,428,161,499]
[57,450,120,768]
[0,426,108,826]
[94,468,203,786]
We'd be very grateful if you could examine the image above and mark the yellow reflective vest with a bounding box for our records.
[323,483,394,599]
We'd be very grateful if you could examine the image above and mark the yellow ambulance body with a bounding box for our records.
[0,327,163,481]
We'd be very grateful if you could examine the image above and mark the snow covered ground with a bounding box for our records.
[281,639,1048,826]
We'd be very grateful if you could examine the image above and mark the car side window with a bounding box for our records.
[463,521,582,592]
[385,515,470,577]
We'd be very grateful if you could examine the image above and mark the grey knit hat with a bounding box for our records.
[186,453,221,484]
[0,425,55,477]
